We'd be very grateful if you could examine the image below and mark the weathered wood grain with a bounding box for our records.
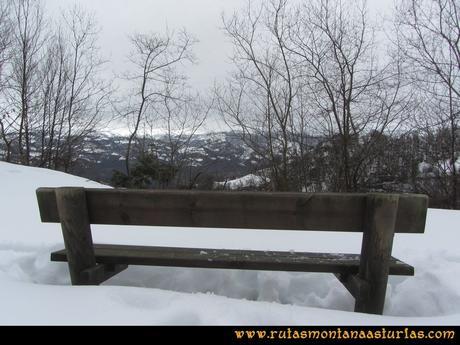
[334,273,369,298]
[51,244,414,276]
[80,264,128,285]
[355,194,399,314]
[36,188,428,233]
[55,187,97,285]
[38,187,427,315]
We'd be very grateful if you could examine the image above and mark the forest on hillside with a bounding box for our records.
[0,0,458,209]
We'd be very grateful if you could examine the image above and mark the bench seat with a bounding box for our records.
[38,187,428,314]
[51,244,414,276]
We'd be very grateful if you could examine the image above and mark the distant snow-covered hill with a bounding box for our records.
[71,131,263,184]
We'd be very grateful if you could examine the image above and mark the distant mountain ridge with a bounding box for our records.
[70,131,261,185]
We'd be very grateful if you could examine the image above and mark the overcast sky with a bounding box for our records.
[45,0,248,92]
[45,0,393,89]
[44,0,394,133]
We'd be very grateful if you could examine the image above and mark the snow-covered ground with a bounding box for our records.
[215,174,268,190]
[0,161,459,325]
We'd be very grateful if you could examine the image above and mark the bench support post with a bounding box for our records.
[81,263,128,285]
[55,187,98,285]
[355,194,399,314]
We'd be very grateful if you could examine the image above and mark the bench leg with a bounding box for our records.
[355,194,399,315]
[55,187,98,285]
[81,263,128,285]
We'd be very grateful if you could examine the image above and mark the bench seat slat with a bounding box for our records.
[51,244,414,276]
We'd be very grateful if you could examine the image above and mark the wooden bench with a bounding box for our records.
[36,187,428,315]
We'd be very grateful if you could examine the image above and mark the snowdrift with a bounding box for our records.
[0,161,459,325]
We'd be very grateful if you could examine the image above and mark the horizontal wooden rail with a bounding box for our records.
[50,244,415,276]
[36,188,428,233]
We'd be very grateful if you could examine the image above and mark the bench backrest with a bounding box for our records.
[36,188,428,233]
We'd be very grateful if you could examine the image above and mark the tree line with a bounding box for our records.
[0,0,458,209]
[215,0,459,209]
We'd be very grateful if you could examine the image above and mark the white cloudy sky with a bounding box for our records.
[45,0,248,92]
[45,0,393,91]
[43,0,393,133]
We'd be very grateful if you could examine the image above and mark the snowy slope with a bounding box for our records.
[0,161,459,325]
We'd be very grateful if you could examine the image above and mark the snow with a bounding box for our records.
[419,158,460,175]
[0,161,460,325]
[215,174,268,190]
[418,162,431,174]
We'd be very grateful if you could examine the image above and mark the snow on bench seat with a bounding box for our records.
[51,244,414,276]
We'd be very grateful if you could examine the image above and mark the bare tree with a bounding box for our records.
[149,77,211,188]
[21,5,111,172]
[286,0,409,192]
[14,4,111,172]
[0,1,13,161]
[123,30,195,176]
[218,0,409,192]
[37,28,69,168]
[6,0,46,165]
[0,1,11,82]
[58,5,111,172]
[218,0,300,191]
[395,0,460,208]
